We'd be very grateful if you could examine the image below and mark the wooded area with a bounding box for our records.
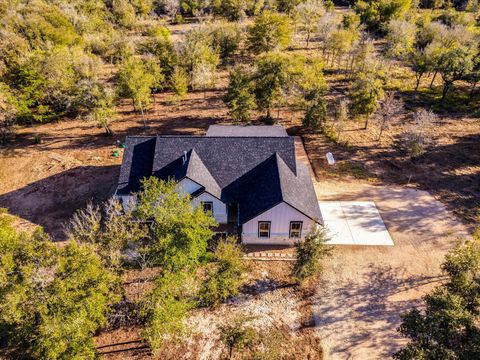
[0,0,479,358]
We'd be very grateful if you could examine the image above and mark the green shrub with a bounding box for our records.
[395,238,480,359]
[141,270,196,352]
[199,237,247,306]
[135,177,217,272]
[303,89,327,132]
[112,0,137,29]
[291,226,332,284]
[140,25,176,77]
[220,314,258,359]
[211,21,243,61]
[354,0,412,34]
[170,67,188,100]
[224,67,256,122]
[117,57,157,111]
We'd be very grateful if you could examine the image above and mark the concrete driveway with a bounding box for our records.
[319,201,394,246]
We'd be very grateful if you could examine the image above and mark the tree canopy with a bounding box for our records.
[0,210,119,359]
[395,237,480,359]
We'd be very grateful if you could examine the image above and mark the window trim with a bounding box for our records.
[258,221,271,238]
[201,201,214,215]
[289,221,303,239]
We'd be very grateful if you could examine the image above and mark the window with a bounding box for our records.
[258,221,271,238]
[289,221,303,238]
[202,202,213,215]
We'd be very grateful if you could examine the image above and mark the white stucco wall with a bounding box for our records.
[241,202,314,245]
[177,178,202,195]
[191,192,228,224]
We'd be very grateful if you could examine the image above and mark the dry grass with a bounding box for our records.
[313,179,471,359]
[0,9,478,359]
[95,261,323,360]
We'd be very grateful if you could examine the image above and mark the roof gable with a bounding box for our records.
[151,136,296,188]
[117,137,156,195]
[277,154,323,223]
[116,126,321,224]
[223,153,283,224]
[186,149,222,198]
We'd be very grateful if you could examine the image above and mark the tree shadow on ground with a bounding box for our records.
[9,114,227,153]
[0,165,119,240]
[307,128,480,224]
[386,132,480,223]
[241,278,295,296]
[315,264,446,358]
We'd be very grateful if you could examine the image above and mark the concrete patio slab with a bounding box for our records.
[319,201,394,246]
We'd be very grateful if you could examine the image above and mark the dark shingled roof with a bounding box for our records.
[150,136,297,187]
[185,149,222,199]
[116,128,321,224]
[223,154,283,223]
[206,125,288,137]
[117,137,156,194]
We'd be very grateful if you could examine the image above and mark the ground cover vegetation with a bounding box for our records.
[0,176,330,358]
[395,233,480,359]
[0,0,479,357]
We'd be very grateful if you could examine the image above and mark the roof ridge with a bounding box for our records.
[186,148,221,193]
[126,135,294,139]
[273,153,285,204]
[157,136,293,139]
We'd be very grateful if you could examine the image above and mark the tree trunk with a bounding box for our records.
[104,124,113,136]
[429,71,438,89]
[306,33,310,48]
[139,102,147,129]
[132,98,136,112]
[364,116,369,130]
[441,82,450,100]
[414,73,423,99]
[378,117,386,140]
[469,81,477,99]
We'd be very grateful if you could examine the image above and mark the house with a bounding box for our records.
[115,125,322,245]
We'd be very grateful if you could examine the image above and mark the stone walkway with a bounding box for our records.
[243,244,296,261]
[243,251,296,261]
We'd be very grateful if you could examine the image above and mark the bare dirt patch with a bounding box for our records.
[95,261,323,360]
[0,89,234,239]
[304,115,480,224]
[313,179,471,359]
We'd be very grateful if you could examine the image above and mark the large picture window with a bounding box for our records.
[258,221,271,238]
[289,221,303,238]
[202,202,213,215]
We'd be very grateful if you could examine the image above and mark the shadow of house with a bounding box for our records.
[0,165,119,240]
